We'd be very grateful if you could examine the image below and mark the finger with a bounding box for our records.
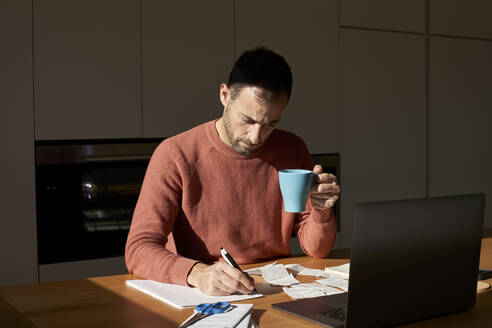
[312,164,323,174]
[311,195,339,210]
[203,281,234,296]
[310,182,340,194]
[218,261,255,294]
[200,274,235,296]
[310,191,339,199]
[315,173,337,184]
[220,271,254,295]
[203,264,238,296]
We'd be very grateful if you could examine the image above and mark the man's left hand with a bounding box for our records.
[310,165,341,211]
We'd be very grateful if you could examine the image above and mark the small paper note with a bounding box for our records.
[283,283,345,299]
[324,263,350,278]
[316,277,349,292]
[284,263,331,277]
[261,265,300,286]
[244,262,277,275]
[246,263,329,278]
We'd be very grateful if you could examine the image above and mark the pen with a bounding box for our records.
[220,247,258,294]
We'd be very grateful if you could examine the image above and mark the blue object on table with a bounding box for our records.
[179,302,232,327]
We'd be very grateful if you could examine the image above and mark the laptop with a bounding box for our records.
[272,193,485,327]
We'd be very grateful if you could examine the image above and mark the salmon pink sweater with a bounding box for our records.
[125,120,337,285]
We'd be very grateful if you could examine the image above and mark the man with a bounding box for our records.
[125,47,340,296]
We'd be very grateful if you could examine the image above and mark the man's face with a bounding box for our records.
[220,85,288,156]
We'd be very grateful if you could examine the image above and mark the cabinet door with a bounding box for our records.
[142,0,233,137]
[235,0,339,154]
[34,0,141,140]
[429,37,492,227]
[0,0,38,286]
[341,0,426,33]
[430,0,492,39]
[39,257,127,283]
[340,29,426,247]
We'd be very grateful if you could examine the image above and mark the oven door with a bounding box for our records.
[35,141,159,265]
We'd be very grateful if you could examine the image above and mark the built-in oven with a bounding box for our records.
[35,139,162,265]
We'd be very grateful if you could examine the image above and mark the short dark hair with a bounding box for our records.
[227,47,293,101]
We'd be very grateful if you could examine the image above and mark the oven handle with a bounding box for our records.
[84,155,151,162]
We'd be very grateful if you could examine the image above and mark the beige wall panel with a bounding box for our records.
[429,37,492,227]
[340,29,426,247]
[341,0,426,33]
[142,0,233,137]
[0,0,38,286]
[430,0,492,39]
[34,0,141,140]
[235,0,340,154]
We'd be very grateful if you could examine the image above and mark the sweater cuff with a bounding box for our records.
[308,207,334,224]
[170,257,200,286]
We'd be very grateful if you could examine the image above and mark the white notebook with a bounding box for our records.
[126,280,263,309]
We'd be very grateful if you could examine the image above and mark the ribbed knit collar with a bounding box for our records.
[206,119,269,160]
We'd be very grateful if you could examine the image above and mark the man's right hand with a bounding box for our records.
[186,261,256,296]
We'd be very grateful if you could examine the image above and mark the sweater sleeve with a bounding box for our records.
[293,145,338,258]
[125,141,198,285]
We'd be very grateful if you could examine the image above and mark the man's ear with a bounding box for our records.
[219,83,230,107]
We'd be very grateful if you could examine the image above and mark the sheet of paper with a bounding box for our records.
[324,263,350,278]
[316,277,349,292]
[247,263,329,278]
[284,263,330,277]
[244,262,277,275]
[282,283,345,299]
[261,265,300,286]
[181,303,253,327]
[126,280,263,309]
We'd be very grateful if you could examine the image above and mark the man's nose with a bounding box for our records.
[248,124,262,145]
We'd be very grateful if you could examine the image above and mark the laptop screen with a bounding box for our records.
[347,193,485,327]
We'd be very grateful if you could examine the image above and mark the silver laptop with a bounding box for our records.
[272,193,485,327]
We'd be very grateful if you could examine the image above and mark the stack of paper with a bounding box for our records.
[180,303,256,328]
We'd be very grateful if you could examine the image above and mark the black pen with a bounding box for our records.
[220,247,258,294]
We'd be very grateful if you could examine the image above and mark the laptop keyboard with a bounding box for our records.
[320,305,346,322]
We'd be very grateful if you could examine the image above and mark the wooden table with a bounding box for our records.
[1,231,492,328]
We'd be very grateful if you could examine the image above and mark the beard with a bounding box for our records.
[223,106,255,156]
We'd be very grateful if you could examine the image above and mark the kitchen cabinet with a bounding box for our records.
[340,28,426,247]
[341,0,426,33]
[235,0,340,154]
[429,36,492,227]
[39,257,127,283]
[0,0,38,286]
[34,0,141,140]
[142,0,233,137]
[430,0,492,40]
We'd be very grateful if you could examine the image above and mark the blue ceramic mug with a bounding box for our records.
[278,169,317,213]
